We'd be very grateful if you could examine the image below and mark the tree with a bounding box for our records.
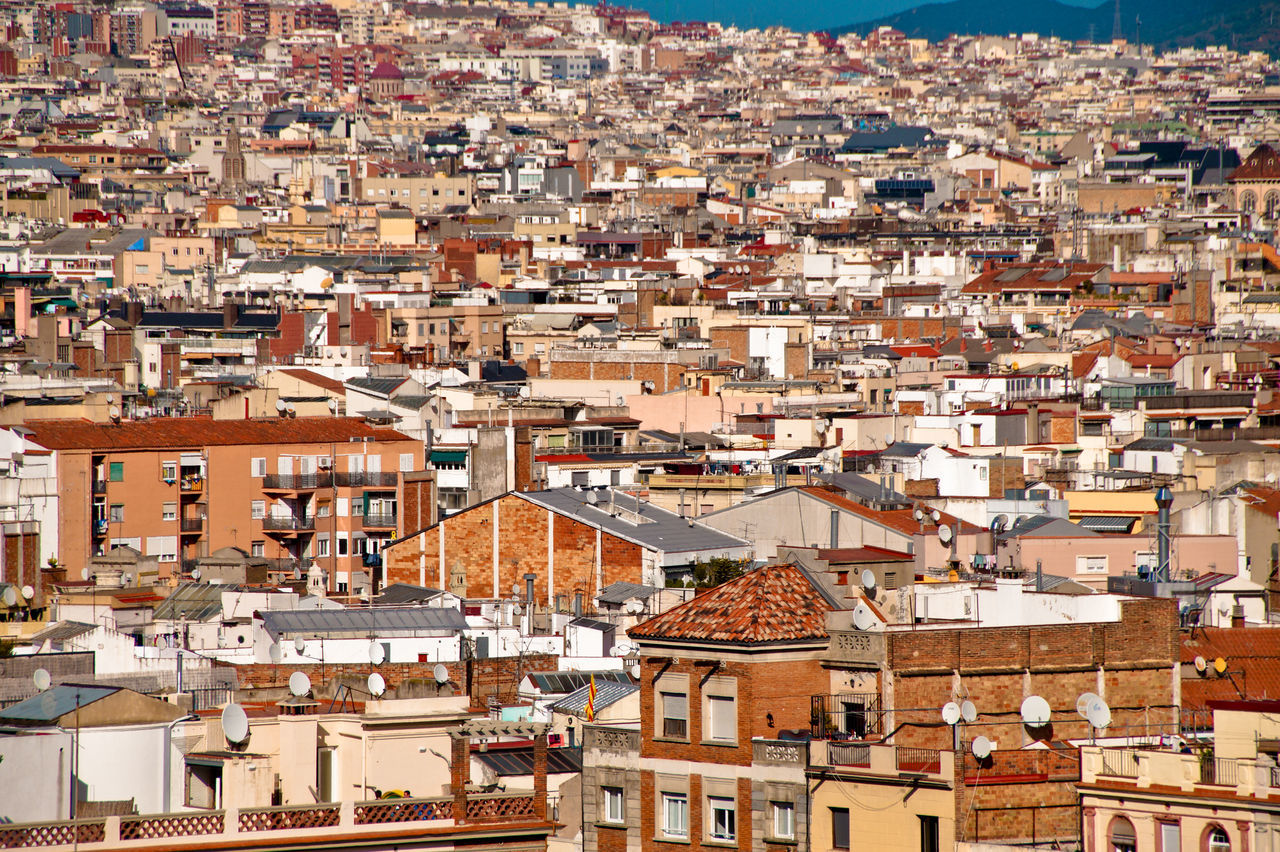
[691,556,747,589]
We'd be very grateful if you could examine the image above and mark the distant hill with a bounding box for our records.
[832,0,1280,54]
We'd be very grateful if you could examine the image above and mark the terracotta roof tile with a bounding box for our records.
[22,417,411,451]
[630,563,835,646]
[277,368,346,394]
[1181,627,1280,708]
[799,486,982,535]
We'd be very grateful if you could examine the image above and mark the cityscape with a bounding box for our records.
[0,1,1278,851]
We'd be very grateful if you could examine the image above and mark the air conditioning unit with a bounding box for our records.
[318,457,332,469]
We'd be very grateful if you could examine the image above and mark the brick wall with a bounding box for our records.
[547,356,686,393]
[383,493,646,605]
[957,749,1080,845]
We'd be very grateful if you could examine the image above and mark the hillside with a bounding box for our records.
[833,0,1280,54]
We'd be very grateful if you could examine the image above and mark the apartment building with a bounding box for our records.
[384,302,505,361]
[22,417,427,592]
[357,171,475,216]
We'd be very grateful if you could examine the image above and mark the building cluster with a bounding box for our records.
[1,0,1280,851]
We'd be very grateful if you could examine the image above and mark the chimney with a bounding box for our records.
[573,591,583,617]
[126,302,143,325]
[1155,486,1173,582]
[524,573,535,606]
[223,301,240,330]
[1231,604,1245,628]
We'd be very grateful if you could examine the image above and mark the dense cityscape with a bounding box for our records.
[0,1,1278,851]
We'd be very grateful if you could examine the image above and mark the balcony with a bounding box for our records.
[92,481,107,496]
[180,517,204,533]
[335,472,399,488]
[262,516,315,533]
[361,513,397,529]
[179,474,204,493]
[1081,746,1280,796]
[263,473,332,491]
[809,740,951,782]
[0,793,543,851]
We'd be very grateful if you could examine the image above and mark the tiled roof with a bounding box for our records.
[22,417,412,451]
[797,486,982,536]
[630,563,835,647]
[1181,627,1280,709]
[277,368,345,394]
[1228,144,1280,182]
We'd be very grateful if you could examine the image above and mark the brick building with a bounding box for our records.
[23,417,426,592]
[381,487,750,606]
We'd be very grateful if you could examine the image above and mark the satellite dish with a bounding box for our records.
[109,405,121,420]
[1020,695,1051,727]
[433,663,449,684]
[289,671,311,697]
[942,702,961,725]
[276,399,287,412]
[81,568,89,580]
[630,663,641,678]
[971,736,992,759]
[222,703,249,744]
[292,567,302,581]
[960,700,977,723]
[609,646,624,657]
[860,569,877,592]
[624,599,644,615]
[21,585,34,601]
[852,603,875,631]
[328,398,339,414]
[33,668,51,691]
[913,508,924,521]
[269,643,282,664]
[1214,657,1227,675]
[369,641,386,665]
[586,492,598,505]
[1193,656,1207,674]
[294,637,306,653]
[1076,692,1100,719]
[367,672,386,697]
[931,510,942,524]
[1086,697,1112,729]
[191,568,202,581]
[938,525,954,546]
[991,514,1009,533]
[2,587,15,607]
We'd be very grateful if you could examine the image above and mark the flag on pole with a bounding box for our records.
[585,674,597,722]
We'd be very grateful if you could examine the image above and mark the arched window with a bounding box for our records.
[1204,825,1230,852]
[1266,191,1280,220]
[1108,816,1137,852]
[1241,191,1257,214]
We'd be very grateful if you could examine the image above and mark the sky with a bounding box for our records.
[612,0,1100,35]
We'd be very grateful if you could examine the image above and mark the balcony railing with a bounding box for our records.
[1099,748,1140,778]
[896,747,942,774]
[262,516,315,532]
[180,517,204,533]
[179,475,204,493]
[1201,755,1240,786]
[263,472,332,490]
[0,793,539,850]
[827,742,872,767]
[811,693,884,740]
[335,472,399,487]
[362,513,397,528]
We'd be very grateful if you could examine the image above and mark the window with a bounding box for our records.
[602,786,624,824]
[162,462,177,481]
[251,457,266,477]
[661,793,688,838]
[831,807,850,850]
[1109,816,1136,852]
[317,535,330,557]
[338,536,348,556]
[708,797,735,842]
[162,502,177,521]
[109,461,124,481]
[109,504,124,523]
[707,695,736,742]
[661,691,688,739]
[1160,823,1180,852]
[400,453,414,472]
[771,801,794,840]
[317,501,330,518]
[251,541,264,557]
[1077,555,1108,575]
[1208,827,1230,852]
[251,500,265,519]
[920,815,940,852]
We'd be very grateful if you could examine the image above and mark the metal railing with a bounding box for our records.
[811,693,883,740]
[827,743,871,767]
[1201,756,1240,786]
[361,513,397,528]
[1099,748,1140,778]
[180,517,204,533]
[263,473,332,490]
[262,516,315,532]
[896,747,942,774]
[335,472,399,488]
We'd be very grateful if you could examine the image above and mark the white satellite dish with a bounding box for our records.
[33,668,51,692]
[1086,698,1112,729]
[931,509,942,524]
[913,508,924,521]
[367,672,386,697]
[294,637,306,654]
[368,641,386,665]
[1020,695,1051,727]
[586,492,598,505]
[960,700,977,723]
[191,568,202,581]
[268,643,282,664]
[276,399,287,412]
[109,405,121,420]
[860,569,876,592]
[938,525,954,546]
[630,663,641,678]
[609,646,624,657]
[328,398,339,414]
[852,603,875,631]
[941,701,961,725]
[289,671,311,697]
[1,587,15,607]
[1193,656,1207,674]
[1076,692,1100,719]
[222,703,249,744]
[624,599,645,615]
[433,663,449,684]
[21,585,34,601]
[971,735,992,759]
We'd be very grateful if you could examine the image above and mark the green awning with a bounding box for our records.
[430,450,466,464]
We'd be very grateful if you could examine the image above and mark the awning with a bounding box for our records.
[1076,516,1140,534]
[430,450,466,464]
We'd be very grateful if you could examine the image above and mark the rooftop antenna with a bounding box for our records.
[860,569,877,596]
[268,643,282,664]
[1085,696,1112,738]
[434,663,449,685]
[852,602,876,631]
[368,641,386,666]
[33,668,51,692]
[960,700,977,723]
[289,671,312,697]
[367,672,386,697]
[971,735,992,760]
[1020,695,1051,728]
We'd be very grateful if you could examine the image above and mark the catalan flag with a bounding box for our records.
[585,674,597,722]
